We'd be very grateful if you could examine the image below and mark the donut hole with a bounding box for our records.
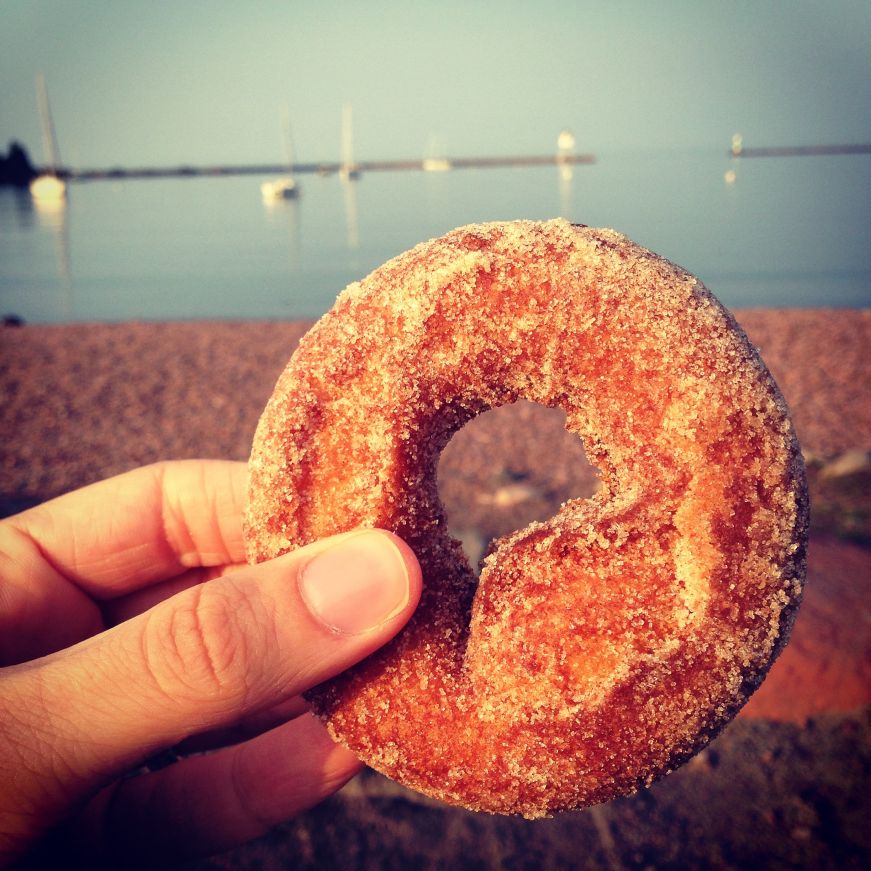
[437,399,600,573]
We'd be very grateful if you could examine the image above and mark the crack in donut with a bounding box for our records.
[245,220,808,818]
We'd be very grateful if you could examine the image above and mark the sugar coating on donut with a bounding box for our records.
[245,220,808,818]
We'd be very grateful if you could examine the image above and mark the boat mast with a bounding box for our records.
[35,73,62,174]
[340,103,360,179]
[280,105,295,170]
[341,103,353,169]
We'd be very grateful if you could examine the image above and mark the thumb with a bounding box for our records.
[0,530,420,844]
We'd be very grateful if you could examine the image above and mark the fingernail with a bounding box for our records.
[299,532,411,634]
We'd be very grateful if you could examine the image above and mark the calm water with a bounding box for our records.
[1,148,869,323]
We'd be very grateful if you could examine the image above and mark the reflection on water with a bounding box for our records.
[342,176,360,250]
[558,163,573,218]
[1,149,869,323]
[262,193,301,270]
[35,196,73,319]
[0,188,73,320]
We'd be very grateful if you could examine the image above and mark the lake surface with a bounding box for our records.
[1,148,869,323]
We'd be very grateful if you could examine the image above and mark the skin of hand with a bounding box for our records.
[0,460,422,868]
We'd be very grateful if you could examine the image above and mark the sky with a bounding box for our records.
[1,0,870,169]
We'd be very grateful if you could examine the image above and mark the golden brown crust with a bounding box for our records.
[245,220,808,817]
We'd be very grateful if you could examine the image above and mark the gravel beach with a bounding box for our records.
[2,309,869,869]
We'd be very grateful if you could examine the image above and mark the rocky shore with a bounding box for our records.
[2,309,869,869]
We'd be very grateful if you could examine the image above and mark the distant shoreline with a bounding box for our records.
[46,153,596,183]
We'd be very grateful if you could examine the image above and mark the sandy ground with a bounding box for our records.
[2,309,869,869]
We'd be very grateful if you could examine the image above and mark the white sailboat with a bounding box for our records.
[30,73,66,205]
[261,107,300,202]
[422,158,451,172]
[340,103,361,181]
[422,132,451,172]
[260,176,298,201]
[30,174,66,202]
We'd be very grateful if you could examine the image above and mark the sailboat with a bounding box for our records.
[261,107,300,201]
[30,73,66,204]
[340,103,361,181]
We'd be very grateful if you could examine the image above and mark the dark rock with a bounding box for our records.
[0,140,37,187]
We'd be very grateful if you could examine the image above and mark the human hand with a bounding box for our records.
[0,460,421,867]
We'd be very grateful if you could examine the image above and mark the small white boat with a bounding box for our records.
[30,174,67,202]
[262,107,301,202]
[422,158,451,172]
[31,74,67,206]
[340,103,361,181]
[260,177,299,201]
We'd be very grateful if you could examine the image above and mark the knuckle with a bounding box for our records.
[142,581,263,705]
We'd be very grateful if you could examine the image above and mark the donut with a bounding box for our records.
[245,220,808,818]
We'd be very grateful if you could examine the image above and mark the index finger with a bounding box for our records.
[6,460,248,598]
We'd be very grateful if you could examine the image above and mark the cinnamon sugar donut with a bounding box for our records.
[245,220,808,817]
